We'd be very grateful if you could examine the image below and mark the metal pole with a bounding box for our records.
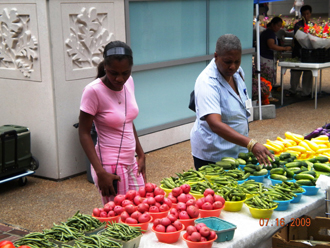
[256,2,262,120]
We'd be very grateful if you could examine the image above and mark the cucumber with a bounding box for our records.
[285,161,302,168]
[315,156,329,163]
[270,168,284,175]
[270,174,288,181]
[244,166,256,173]
[307,157,317,163]
[295,179,314,186]
[299,161,308,167]
[284,167,294,178]
[300,170,316,177]
[238,152,250,161]
[253,168,268,176]
[279,152,291,160]
[237,158,246,165]
[294,173,315,180]
[313,163,330,172]
[215,161,232,169]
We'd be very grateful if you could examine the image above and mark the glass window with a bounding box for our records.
[209,0,253,52]
[129,0,207,65]
[132,62,207,130]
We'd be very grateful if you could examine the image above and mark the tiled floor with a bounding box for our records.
[0,223,30,243]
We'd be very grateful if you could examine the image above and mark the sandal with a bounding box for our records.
[268,97,279,102]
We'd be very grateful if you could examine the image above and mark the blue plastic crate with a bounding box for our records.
[195,217,236,243]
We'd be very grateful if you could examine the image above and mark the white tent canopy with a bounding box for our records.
[254,0,288,120]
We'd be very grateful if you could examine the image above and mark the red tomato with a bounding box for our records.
[18,246,32,248]
[1,244,15,248]
[0,241,14,248]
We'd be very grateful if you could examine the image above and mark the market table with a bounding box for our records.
[138,181,325,248]
[278,61,330,109]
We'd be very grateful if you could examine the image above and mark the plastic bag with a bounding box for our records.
[290,7,295,14]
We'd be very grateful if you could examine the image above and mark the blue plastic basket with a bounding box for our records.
[248,175,265,183]
[274,199,292,211]
[194,217,236,243]
[237,178,247,184]
[290,189,306,203]
[301,185,320,196]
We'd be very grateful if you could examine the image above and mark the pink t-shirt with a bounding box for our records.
[80,76,139,165]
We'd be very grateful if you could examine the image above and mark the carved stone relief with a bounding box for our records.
[0,8,38,78]
[65,7,114,71]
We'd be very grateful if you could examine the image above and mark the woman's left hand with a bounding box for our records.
[137,155,147,182]
[252,143,274,166]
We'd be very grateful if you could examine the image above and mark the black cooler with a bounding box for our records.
[0,125,39,185]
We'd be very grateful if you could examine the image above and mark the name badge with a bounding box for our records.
[245,99,252,109]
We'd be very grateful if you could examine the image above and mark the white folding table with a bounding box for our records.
[278,61,330,109]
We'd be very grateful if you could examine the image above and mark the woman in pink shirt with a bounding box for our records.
[79,41,146,205]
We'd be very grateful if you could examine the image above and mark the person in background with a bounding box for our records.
[260,16,292,102]
[293,0,304,19]
[286,5,313,98]
[263,2,269,17]
[190,34,274,171]
[79,41,146,205]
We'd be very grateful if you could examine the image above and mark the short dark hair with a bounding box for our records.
[267,16,283,28]
[301,5,312,14]
[96,41,133,78]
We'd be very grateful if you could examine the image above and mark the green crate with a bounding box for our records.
[0,125,32,178]
[195,217,237,242]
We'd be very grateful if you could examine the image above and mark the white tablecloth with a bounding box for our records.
[139,180,325,248]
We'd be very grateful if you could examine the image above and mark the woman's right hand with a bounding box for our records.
[97,171,121,197]
[252,143,274,167]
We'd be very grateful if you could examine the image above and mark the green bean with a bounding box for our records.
[99,223,142,242]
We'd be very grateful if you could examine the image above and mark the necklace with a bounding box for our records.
[114,91,122,104]
[103,76,123,104]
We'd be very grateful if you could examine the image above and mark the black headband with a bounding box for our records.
[104,47,132,58]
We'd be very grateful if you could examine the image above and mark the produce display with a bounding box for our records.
[9,129,329,247]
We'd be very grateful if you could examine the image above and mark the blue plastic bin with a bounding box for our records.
[248,175,264,183]
[237,178,247,184]
[302,185,320,196]
[290,189,306,203]
[194,217,236,243]
[274,199,292,211]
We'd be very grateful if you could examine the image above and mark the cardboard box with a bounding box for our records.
[272,215,330,248]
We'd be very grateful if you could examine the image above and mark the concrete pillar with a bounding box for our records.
[0,0,126,179]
